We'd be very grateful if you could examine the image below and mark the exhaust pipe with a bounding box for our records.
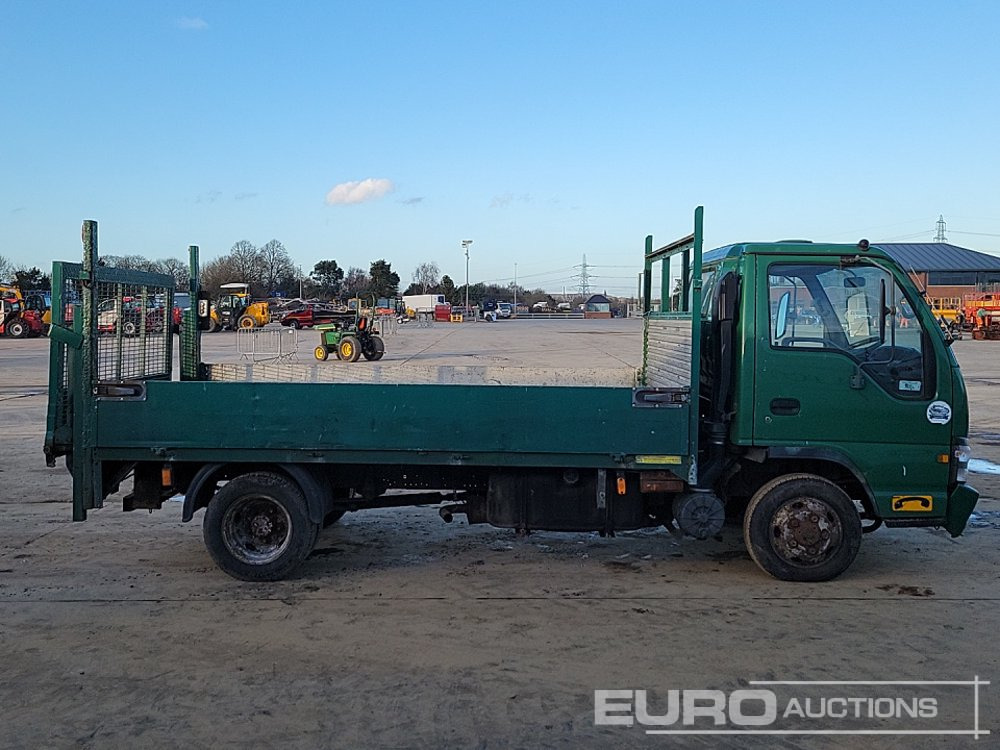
[439,503,467,523]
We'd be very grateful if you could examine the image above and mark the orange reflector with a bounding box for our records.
[161,465,173,487]
[936,454,950,464]
[616,476,626,495]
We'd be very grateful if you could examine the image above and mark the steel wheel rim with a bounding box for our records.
[221,495,293,565]
[769,496,842,566]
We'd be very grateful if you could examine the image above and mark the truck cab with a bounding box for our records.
[687,238,976,578]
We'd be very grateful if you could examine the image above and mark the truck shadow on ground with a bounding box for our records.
[225,508,909,589]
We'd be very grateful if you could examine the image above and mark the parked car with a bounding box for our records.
[96,297,166,336]
[172,292,191,332]
[279,304,350,329]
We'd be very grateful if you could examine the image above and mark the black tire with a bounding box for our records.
[314,345,329,362]
[8,319,28,338]
[362,336,385,361]
[338,335,361,362]
[207,317,219,333]
[122,320,138,337]
[202,472,319,581]
[743,473,862,582]
[289,320,300,329]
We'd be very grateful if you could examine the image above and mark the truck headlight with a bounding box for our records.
[954,438,972,483]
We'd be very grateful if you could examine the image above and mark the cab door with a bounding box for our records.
[752,255,953,508]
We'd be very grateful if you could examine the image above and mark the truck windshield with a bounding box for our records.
[768,262,929,398]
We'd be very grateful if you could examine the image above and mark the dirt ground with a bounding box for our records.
[1,322,997,749]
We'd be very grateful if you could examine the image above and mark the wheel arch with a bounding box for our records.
[182,463,331,524]
[723,447,877,519]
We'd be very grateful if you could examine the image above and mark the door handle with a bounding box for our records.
[770,398,801,416]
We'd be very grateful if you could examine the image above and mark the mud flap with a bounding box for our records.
[944,483,980,537]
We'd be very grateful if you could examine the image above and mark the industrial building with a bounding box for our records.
[876,242,1000,299]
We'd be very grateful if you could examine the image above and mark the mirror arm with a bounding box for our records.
[878,279,887,344]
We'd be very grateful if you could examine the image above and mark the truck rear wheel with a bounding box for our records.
[743,473,861,582]
[203,472,319,581]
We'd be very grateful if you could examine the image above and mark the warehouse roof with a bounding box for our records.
[874,243,1000,272]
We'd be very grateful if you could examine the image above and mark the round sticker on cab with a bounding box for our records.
[927,401,952,425]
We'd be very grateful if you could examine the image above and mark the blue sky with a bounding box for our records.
[3,0,999,294]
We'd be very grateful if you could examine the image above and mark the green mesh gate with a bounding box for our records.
[44,221,179,519]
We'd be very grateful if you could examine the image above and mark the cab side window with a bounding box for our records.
[768,263,932,400]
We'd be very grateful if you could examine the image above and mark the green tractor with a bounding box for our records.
[313,307,385,362]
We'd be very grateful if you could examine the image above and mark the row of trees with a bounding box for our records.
[0,255,52,290]
[200,240,298,298]
[98,254,190,290]
[2,246,555,309]
[307,259,400,301]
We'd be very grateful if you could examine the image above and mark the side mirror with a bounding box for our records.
[775,292,790,339]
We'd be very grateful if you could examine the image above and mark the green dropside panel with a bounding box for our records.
[94,382,692,469]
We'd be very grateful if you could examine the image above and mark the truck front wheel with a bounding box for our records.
[743,473,861,582]
[203,472,319,581]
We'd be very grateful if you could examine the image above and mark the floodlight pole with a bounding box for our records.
[462,240,473,319]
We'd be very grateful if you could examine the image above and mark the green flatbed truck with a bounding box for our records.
[44,208,979,582]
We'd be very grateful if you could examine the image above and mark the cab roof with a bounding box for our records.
[702,241,891,266]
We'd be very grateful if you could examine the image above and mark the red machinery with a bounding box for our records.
[0,288,44,338]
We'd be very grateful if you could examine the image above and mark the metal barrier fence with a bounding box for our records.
[377,314,399,335]
[237,326,298,361]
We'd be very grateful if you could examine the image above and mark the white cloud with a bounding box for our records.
[325,178,394,205]
[177,17,208,31]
